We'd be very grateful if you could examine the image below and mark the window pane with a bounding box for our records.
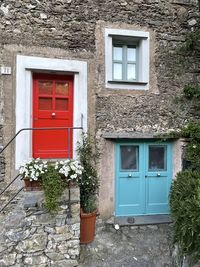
[113,63,122,80]
[127,64,136,80]
[56,82,69,96]
[113,46,123,61]
[120,146,139,170]
[149,146,166,171]
[39,81,53,95]
[39,98,52,110]
[55,98,68,111]
[127,47,136,61]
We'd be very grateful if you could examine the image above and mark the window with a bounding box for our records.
[113,44,137,81]
[105,28,149,90]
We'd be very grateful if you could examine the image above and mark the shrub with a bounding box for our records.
[77,134,100,213]
[170,171,200,265]
[41,165,67,213]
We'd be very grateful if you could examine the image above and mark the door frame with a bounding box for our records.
[15,55,87,169]
[115,140,173,217]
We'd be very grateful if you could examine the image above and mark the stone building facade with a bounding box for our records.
[0,0,199,221]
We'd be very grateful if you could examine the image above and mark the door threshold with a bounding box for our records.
[113,214,172,226]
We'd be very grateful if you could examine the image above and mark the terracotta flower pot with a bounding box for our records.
[80,209,97,244]
[24,179,42,191]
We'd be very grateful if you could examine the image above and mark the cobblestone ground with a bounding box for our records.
[79,221,177,267]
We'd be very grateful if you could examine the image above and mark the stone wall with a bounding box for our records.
[0,0,199,136]
[0,187,80,267]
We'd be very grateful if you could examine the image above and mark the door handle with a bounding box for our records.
[52,112,56,117]
[128,173,132,178]
[157,173,161,177]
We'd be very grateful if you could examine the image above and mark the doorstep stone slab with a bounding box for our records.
[114,214,172,226]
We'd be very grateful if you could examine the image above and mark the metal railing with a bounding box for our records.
[0,119,83,214]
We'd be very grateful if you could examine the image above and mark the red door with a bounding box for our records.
[32,73,73,158]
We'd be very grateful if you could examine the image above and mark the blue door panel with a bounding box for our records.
[115,143,145,216]
[146,177,169,214]
[115,142,172,216]
[116,176,142,216]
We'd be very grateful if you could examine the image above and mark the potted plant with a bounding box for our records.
[19,158,48,190]
[55,159,84,187]
[19,158,83,214]
[77,134,100,244]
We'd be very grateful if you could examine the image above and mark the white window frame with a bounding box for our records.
[105,28,150,90]
[15,55,87,169]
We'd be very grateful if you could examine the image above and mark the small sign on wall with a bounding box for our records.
[0,66,12,75]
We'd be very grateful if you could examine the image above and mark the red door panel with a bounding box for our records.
[33,73,73,158]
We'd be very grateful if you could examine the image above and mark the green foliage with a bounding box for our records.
[181,29,200,54]
[41,165,67,213]
[181,122,200,141]
[83,195,97,213]
[169,17,200,265]
[181,122,200,171]
[77,134,99,213]
[170,171,200,266]
[183,85,200,100]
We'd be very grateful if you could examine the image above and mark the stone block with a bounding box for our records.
[57,242,69,254]
[6,228,32,242]
[55,225,70,234]
[0,253,17,266]
[23,255,48,265]
[55,215,67,227]
[44,226,56,234]
[48,232,73,242]
[46,240,57,251]
[16,233,47,253]
[45,252,65,261]
[57,240,80,254]
[71,204,80,217]
[68,248,80,257]
[24,192,44,209]
[70,188,80,202]
[70,223,80,231]
[67,239,79,248]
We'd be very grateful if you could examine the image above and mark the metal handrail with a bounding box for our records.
[0,126,83,155]
[0,173,21,197]
[0,113,83,155]
[0,187,24,213]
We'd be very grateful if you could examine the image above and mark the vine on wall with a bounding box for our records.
[170,17,200,266]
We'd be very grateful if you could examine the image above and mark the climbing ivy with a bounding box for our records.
[181,122,200,171]
[169,16,200,266]
[183,85,200,100]
[181,29,200,54]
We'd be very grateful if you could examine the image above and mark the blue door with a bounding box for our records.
[115,142,172,216]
